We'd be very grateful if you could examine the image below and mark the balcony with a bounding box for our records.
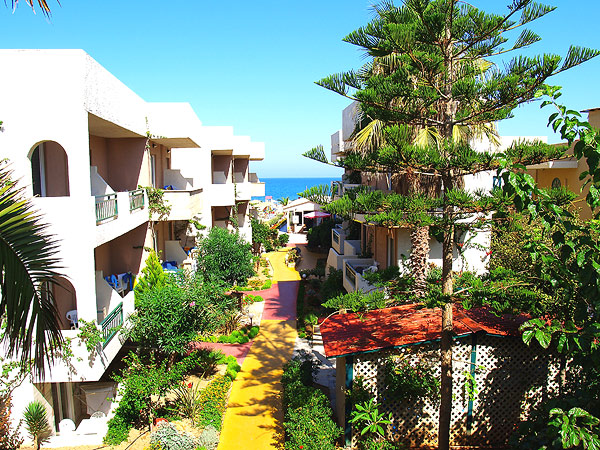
[343,258,378,293]
[95,194,118,224]
[332,226,346,255]
[41,291,134,384]
[100,302,123,348]
[235,181,252,201]
[161,189,203,221]
[128,189,145,211]
[95,191,148,247]
[249,172,265,197]
[326,235,361,273]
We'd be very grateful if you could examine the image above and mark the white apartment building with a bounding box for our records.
[0,49,264,437]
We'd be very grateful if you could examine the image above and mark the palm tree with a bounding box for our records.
[9,0,56,16]
[0,164,63,375]
[278,197,290,206]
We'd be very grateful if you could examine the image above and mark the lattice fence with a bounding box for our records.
[351,334,560,448]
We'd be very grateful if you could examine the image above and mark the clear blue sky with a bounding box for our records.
[2,1,599,178]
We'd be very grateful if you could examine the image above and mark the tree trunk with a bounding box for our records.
[439,171,455,450]
[411,225,430,296]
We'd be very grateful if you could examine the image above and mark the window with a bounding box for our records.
[150,155,157,187]
[552,177,562,189]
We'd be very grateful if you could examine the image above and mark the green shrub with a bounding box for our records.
[179,349,221,378]
[281,354,342,450]
[212,326,260,344]
[126,275,235,355]
[306,218,337,249]
[196,227,254,285]
[105,352,188,445]
[383,356,439,403]
[251,218,279,253]
[278,233,290,247]
[322,290,386,313]
[150,422,197,450]
[248,326,259,339]
[104,414,131,445]
[320,268,344,301]
[196,376,232,430]
[197,425,219,450]
[261,279,272,290]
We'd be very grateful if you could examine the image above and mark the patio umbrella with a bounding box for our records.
[304,211,331,219]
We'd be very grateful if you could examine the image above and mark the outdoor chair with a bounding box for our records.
[58,418,76,435]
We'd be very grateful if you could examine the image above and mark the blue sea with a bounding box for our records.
[252,177,340,202]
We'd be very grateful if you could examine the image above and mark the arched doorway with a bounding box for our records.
[29,141,70,197]
[51,278,77,330]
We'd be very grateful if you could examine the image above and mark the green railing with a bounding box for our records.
[345,262,357,289]
[100,302,123,348]
[128,189,145,212]
[95,194,118,224]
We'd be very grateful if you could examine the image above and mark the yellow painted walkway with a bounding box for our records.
[217,248,299,449]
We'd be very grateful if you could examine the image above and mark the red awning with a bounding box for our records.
[320,303,529,358]
[304,211,331,219]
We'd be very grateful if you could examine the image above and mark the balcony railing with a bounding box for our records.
[345,261,357,289]
[128,189,145,212]
[95,194,118,224]
[100,302,123,348]
[333,229,340,245]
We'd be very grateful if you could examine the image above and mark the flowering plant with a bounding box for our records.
[383,355,439,403]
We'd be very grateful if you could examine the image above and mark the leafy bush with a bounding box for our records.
[322,290,386,313]
[261,279,272,290]
[278,233,290,247]
[196,376,232,430]
[126,274,235,355]
[197,425,219,450]
[178,349,221,378]
[105,352,188,445]
[362,266,401,286]
[383,356,439,403]
[251,218,279,253]
[307,218,337,249]
[23,401,51,450]
[196,227,254,285]
[150,422,197,450]
[282,354,342,450]
[216,326,260,344]
[320,268,344,301]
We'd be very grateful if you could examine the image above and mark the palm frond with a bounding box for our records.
[0,166,62,376]
[415,127,441,149]
[10,0,56,16]
[353,119,386,154]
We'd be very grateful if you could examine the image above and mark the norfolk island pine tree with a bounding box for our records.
[301,1,599,448]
